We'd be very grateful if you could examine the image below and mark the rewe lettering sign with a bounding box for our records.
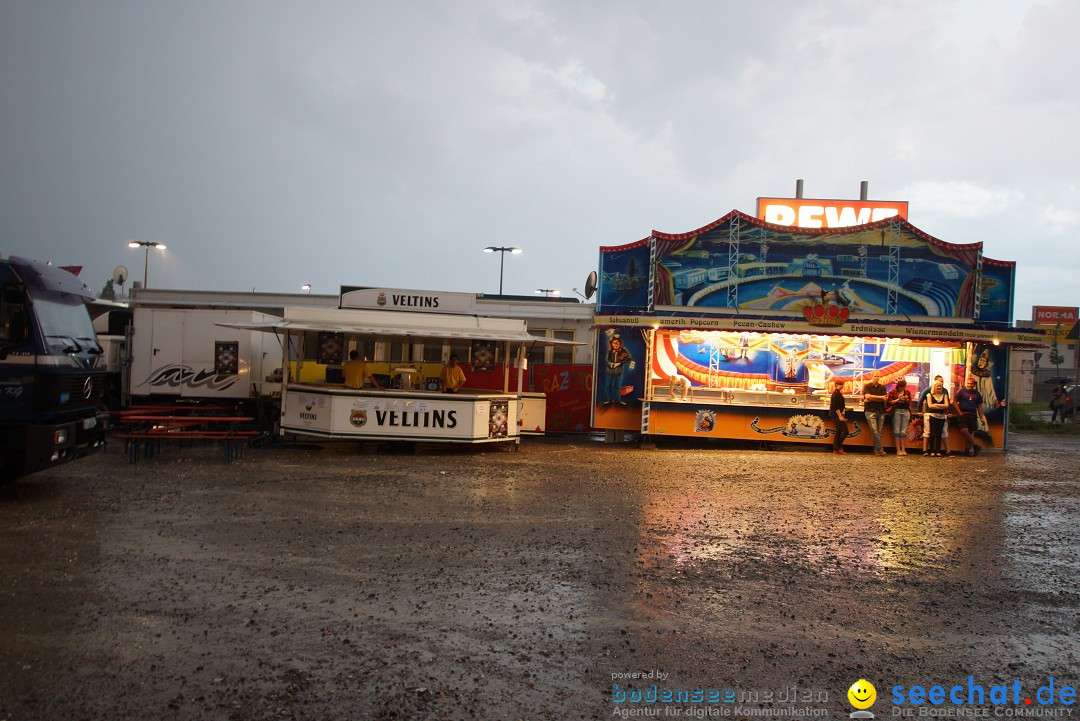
[756,198,909,229]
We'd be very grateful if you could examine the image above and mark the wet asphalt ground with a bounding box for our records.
[1,432,1078,720]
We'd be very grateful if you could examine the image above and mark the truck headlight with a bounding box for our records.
[54,429,69,446]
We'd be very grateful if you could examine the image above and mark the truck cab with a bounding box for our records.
[0,256,107,481]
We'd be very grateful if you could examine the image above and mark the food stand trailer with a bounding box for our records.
[592,210,1044,450]
[115,286,595,433]
[221,302,578,445]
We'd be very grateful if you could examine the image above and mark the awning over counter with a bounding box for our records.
[881,340,967,364]
[216,306,582,346]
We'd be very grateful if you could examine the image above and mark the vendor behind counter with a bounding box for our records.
[295,357,448,392]
[342,351,383,389]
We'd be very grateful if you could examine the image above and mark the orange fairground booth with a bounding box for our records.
[591,210,1044,451]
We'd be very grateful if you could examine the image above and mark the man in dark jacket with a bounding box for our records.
[953,377,986,455]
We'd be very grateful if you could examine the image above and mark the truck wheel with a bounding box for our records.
[0,456,24,484]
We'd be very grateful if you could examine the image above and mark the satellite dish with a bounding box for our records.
[583,270,598,300]
[112,265,128,285]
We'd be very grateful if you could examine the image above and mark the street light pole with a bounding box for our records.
[483,246,521,295]
[127,240,167,288]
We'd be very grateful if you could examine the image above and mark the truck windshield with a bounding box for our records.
[31,295,100,355]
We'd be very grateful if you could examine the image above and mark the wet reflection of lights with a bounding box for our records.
[634,488,882,582]
[1001,485,1078,594]
[871,495,973,573]
[634,475,992,604]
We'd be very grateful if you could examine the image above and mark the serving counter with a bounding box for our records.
[653,384,873,412]
[282,383,519,443]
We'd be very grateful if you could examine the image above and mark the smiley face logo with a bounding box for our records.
[848,679,876,710]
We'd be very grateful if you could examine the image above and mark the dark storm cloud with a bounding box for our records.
[1,1,1076,315]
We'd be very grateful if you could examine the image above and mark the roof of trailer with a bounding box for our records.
[216,306,582,345]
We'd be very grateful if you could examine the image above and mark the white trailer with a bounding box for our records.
[90,307,132,409]
[129,308,283,405]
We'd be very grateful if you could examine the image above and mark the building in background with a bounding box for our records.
[1010,306,1078,404]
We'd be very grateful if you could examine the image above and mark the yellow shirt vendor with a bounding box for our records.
[343,350,382,389]
[440,354,467,393]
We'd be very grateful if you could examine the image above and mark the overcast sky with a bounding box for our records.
[2,0,1076,320]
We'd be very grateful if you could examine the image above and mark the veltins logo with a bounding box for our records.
[848,679,877,719]
[350,410,367,427]
[377,292,387,306]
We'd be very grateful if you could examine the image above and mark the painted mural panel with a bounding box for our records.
[979,259,1015,324]
[532,364,594,432]
[597,241,650,313]
[652,330,928,395]
[653,213,982,320]
[592,326,648,431]
[463,362,594,433]
[967,343,1006,419]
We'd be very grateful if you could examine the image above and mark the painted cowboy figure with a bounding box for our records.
[603,334,632,406]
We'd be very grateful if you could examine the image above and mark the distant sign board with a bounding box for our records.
[1033,306,1078,326]
[756,197,909,228]
[339,287,476,314]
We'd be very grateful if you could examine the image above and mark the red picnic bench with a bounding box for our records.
[112,414,260,464]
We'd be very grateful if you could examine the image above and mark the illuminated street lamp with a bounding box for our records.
[483,246,521,295]
[127,240,167,288]
[535,288,560,297]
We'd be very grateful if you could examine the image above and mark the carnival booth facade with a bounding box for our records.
[592,210,1041,450]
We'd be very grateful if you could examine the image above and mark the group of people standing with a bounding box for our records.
[829,372,987,456]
